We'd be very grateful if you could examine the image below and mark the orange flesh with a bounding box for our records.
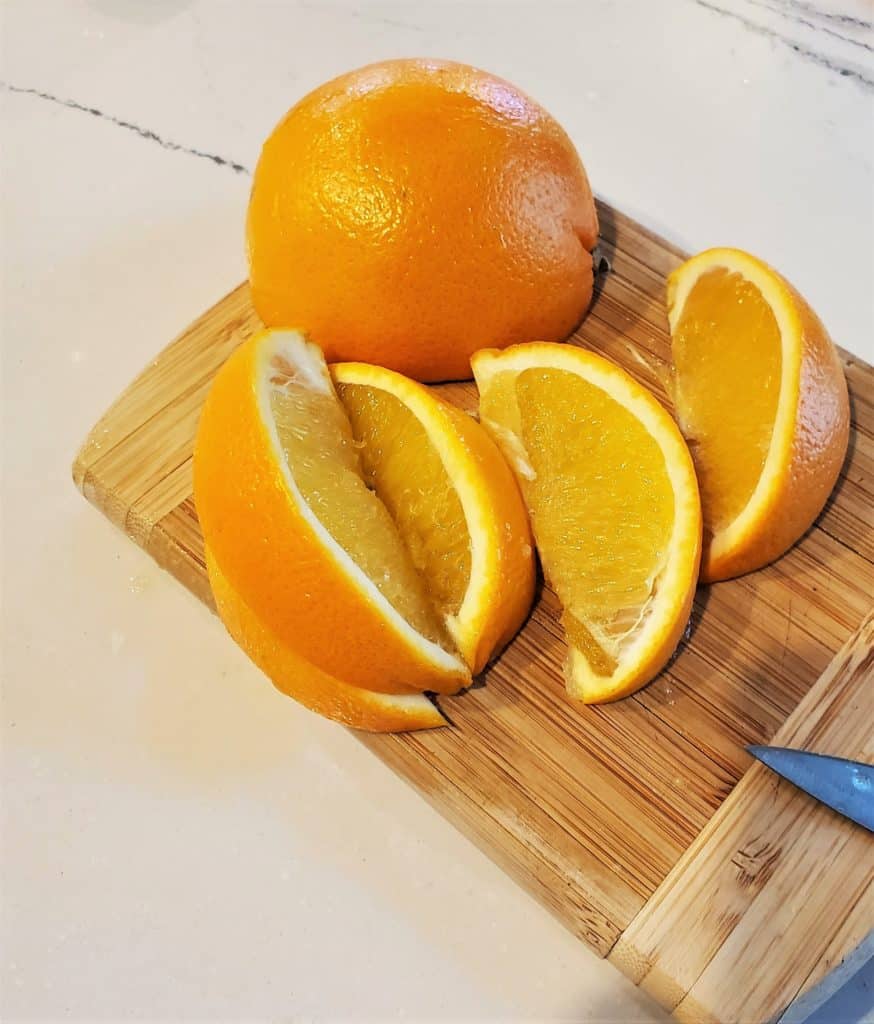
[671,268,782,536]
[268,369,448,647]
[337,383,471,621]
[481,367,674,673]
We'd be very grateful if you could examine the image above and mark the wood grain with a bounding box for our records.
[611,613,874,1024]
[72,200,874,1021]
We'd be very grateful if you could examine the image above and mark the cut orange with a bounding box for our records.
[194,328,470,696]
[667,248,850,582]
[332,363,535,674]
[206,548,445,732]
[472,343,702,703]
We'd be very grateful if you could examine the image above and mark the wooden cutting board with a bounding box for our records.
[73,200,874,1024]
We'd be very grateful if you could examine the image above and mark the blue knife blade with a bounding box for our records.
[747,746,874,832]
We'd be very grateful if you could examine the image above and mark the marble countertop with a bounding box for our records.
[2,1,872,1020]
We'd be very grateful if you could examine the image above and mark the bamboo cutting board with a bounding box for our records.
[73,201,874,1024]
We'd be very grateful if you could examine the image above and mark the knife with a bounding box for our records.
[747,745,874,832]
[747,745,874,1023]
[772,927,873,1024]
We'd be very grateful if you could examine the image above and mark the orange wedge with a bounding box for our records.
[194,329,469,696]
[206,548,445,732]
[472,342,702,703]
[332,363,535,673]
[667,248,850,581]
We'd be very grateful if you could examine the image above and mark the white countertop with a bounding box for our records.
[2,1,872,1020]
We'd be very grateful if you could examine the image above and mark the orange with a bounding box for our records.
[194,328,470,697]
[473,343,702,703]
[667,248,850,582]
[206,548,446,732]
[332,361,535,673]
[247,59,598,382]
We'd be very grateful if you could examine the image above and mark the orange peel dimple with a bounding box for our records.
[246,58,598,382]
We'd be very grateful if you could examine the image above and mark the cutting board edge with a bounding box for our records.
[69,199,874,1023]
[71,476,640,955]
[609,611,874,1022]
[72,444,874,1024]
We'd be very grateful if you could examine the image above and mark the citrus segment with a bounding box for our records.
[333,362,536,673]
[473,343,701,703]
[671,268,782,534]
[514,368,676,655]
[269,372,444,646]
[667,248,850,581]
[193,328,469,696]
[335,382,471,620]
[206,548,446,732]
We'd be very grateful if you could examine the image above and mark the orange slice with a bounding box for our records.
[206,548,445,732]
[472,342,702,703]
[332,362,535,673]
[667,248,850,581]
[194,328,469,696]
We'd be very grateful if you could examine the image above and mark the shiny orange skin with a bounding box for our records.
[206,548,446,733]
[247,59,599,382]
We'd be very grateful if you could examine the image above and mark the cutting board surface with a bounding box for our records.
[74,201,874,1024]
